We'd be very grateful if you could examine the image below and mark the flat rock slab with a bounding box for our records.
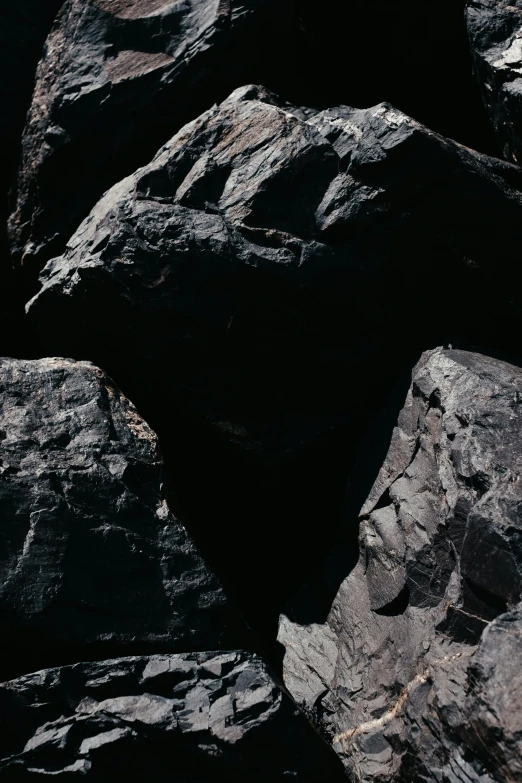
[467,0,522,164]
[279,348,522,781]
[0,357,244,679]
[0,651,345,781]
[8,0,295,277]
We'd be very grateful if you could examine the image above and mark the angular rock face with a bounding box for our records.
[0,651,345,781]
[0,358,243,679]
[279,348,522,780]
[467,0,522,164]
[8,0,295,278]
[26,87,522,628]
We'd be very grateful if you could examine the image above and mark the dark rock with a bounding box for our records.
[0,0,64,358]
[296,0,500,156]
[467,0,522,164]
[25,88,522,632]
[0,651,346,781]
[279,348,522,780]
[0,357,244,680]
[8,0,296,279]
[0,0,64,191]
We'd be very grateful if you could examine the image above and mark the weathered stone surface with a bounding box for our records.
[0,651,345,781]
[467,0,522,164]
[0,357,244,679]
[8,0,295,277]
[25,87,522,630]
[279,348,522,781]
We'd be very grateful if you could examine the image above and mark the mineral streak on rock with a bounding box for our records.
[0,357,245,679]
[467,0,522,164]
[8,0,296,278]
[0,651,346,781]
[279,348,522,781]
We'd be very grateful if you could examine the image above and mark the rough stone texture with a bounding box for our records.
[0,651,345,781]
[0,358,244,679]
[467,0,522,164]
[279,348,522,781]
[8,0,295,278]
[25,87,522,630]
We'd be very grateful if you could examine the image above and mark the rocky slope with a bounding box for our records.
[279,348,522,781]
[0,357,245,678]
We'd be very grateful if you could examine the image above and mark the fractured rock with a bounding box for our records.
[0,651,345,781]
[8,0,295,277]
[0,357,244,679]
[25,88,522,628]
[467,0,522,164]
[279,348,522,781]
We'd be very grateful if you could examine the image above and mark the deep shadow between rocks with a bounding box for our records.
[293,0,501,156]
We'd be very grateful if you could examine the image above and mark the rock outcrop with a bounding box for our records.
[467,0,522,164]
[25,87,522,629]
[279,348,522,780]
[0,358,244,679]
[8,0,295,278]
[0,651,345,781]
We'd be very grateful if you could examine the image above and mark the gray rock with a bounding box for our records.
[467,0,522,164]
[0,651,345,781]
[0,357,244,679]
[279,348,522,781]
[8,0,295,277]
[25,87,522,630]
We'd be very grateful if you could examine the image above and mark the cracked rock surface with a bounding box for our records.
[279,348,522,781]
[467,0,522,164]
[0,357,244,679]
[8,0,295,278]
[0,651,345,781]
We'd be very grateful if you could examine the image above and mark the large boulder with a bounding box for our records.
[0,357,244,679]
[8,0,295,278]
[25,87,522,630]
[467,0,522,164]
[0,651,345,781]
[279,348,522,781]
